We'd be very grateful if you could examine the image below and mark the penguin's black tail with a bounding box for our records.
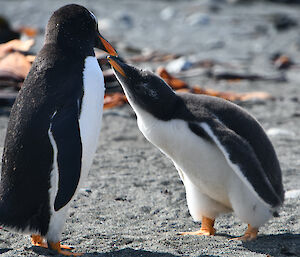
[0,190,28,231]
[0,199,12,228]
[0,189,50,236]
[0,199,30,232]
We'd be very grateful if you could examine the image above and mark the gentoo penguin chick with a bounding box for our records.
[107,56,284,241]
[0,4,117,256]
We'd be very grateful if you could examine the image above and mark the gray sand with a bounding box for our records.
[0,0,299,256]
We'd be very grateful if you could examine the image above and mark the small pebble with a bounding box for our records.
[285,189,300,199]
[79,188,92,193]
[160,7,176,21]
[187,13,210,26]
[166,57,193,73]
[270,13,297,31]
[266,128,295,137]
[117,13,134,29]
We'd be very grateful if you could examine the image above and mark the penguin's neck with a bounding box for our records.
[135,106,159,133]
[44,37,95,58]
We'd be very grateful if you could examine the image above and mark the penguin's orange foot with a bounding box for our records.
[229,224,258,242]
[179,216,216,236]
[179,227,216,236]
[31,235,74,250]
[48,241,82,256]
[31,234,48,248]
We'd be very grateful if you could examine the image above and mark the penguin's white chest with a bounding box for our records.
[136,111,233,207]
[79,56,105,176]
[46,56,105,242]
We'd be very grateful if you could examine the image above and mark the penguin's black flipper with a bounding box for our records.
[193,120,283,208]
[50,101,82,211]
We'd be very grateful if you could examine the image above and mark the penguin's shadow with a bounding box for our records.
[83,248,215,257]
[28,247,214,257]
[0,248,12,254]
[205,232,300,256]
[241,233,300,256]
[25,246,51,256]
[25,234,300,256]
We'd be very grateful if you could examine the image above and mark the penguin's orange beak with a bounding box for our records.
[96,33,118,56]
[107,56,126,77]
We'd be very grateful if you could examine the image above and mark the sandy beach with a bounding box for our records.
[0,0,299,256]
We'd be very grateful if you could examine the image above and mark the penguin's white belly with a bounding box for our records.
[46,56,104,242]
[138,116,232,206]
[79,56,105,182]
[137,111,272,226]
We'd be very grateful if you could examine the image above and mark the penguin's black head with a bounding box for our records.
[108,56,178,121]
[45,4,117,56]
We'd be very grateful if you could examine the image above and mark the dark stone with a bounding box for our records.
[270,13,297,31]
[0,16,20,44]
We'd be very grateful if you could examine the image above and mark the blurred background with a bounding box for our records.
[1,0,300,93]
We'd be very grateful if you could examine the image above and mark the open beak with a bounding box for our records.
[96,33,118,56]
[107,56,126,77]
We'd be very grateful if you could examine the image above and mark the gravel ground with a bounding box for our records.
[0,0,299,256]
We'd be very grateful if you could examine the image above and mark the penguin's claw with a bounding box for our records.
[60,244,74,250]
[48,241,82,256]
[179,216,216,236]
[229,224,258,242]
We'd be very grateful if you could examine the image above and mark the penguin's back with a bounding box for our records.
[0,43,85,234]
[176,93,284,204]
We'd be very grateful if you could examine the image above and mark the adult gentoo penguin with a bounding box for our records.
[0,4,117,256]
[107,56,284,241]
